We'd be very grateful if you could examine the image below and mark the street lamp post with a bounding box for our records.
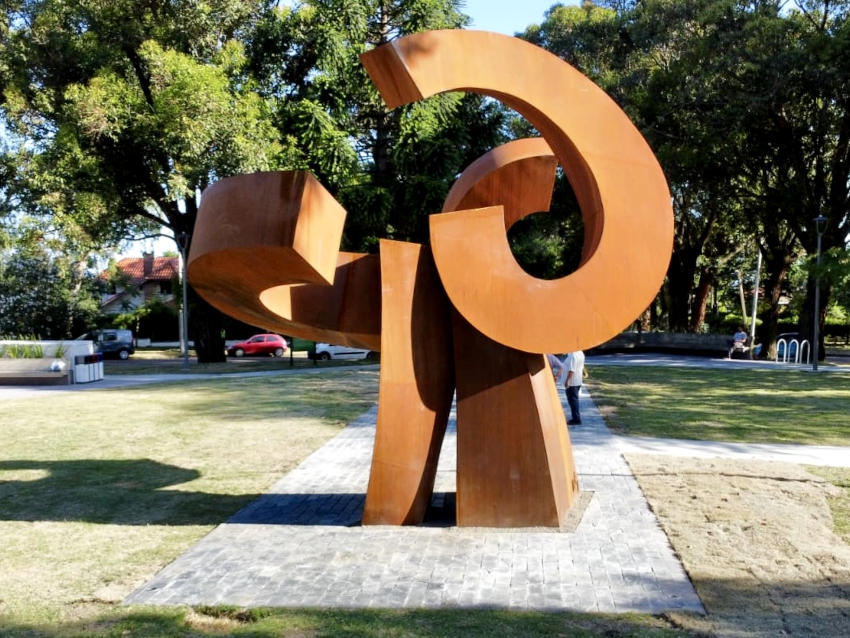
[812,215,827,371]
[176,232,191,368]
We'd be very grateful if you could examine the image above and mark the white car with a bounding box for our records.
[314,343,375,361]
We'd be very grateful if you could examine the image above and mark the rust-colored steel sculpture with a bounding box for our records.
[361,240,455,525]
[188,172,381,350]
[188,30,673,528]
[441,137,557,229]
[435,139,579,526]
[362,139,574,526]
[362,30,674,355]
[451,311,579,526]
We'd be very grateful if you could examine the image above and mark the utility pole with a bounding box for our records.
[177,232,190,368]
[812,216,827,371]
[749,251,762,359]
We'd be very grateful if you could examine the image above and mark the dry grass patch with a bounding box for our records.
[627,454,850,637]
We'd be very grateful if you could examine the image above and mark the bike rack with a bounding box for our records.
[775,338,811,364]
[798,339,811,364]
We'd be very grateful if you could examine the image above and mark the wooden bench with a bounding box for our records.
[0,358,71,386]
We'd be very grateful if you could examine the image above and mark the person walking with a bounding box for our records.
[563,350,585,425]
[546,353,567,386]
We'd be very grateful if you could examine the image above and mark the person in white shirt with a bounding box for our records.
[546,353,567,386]
[563,350,585,425]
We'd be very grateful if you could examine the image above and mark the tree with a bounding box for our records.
[525,0,850,348]
[732,1,850,361]
[246,0,507,252]
[3,0,512,356]
[0,227,102,338]
[1,0,282,360]
[524,2,751,331]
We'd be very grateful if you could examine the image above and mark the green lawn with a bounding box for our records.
[0,369,697,637]
[0,371,378,630]
[587,365,850,445]
[0,607,693,638]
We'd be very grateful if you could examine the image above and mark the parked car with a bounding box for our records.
[313,342,375,361]
[227,334,288,357]
[76,329,135,360]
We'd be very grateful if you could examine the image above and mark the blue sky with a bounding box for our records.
[461,0,578,35]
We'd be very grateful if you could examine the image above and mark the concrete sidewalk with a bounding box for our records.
[616,435,850,467]
[587,352,850,371]
[0,364,380,399]
[126,389,704,614]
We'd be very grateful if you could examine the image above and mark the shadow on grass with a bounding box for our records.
[0,606,700,637]
[588,366,850,444]
[0,459,261,525]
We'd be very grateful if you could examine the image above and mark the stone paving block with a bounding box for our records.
[125,389,704,616]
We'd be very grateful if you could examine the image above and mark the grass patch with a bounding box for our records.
[587,365,850,445]
[0,606,696,637]
[0,370,378,627]
[0,368,701,637]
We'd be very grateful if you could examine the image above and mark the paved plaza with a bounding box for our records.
[126,388,705,614]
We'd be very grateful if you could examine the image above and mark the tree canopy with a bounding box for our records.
[524,0,850,353]
[1,0,848,355]
[1,0,507,355]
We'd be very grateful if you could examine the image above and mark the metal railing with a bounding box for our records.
[775,338,811,364]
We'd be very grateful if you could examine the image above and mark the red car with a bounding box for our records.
[226,334,288,357]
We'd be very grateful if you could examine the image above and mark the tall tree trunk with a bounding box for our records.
[798,277,831,363]
[179,195,226,363]
[759,252,792,359]
[65,255,90,338]
[688,268,712,332]
[666,246,698,332]
[797,224,846,363]
[189,286,226,363]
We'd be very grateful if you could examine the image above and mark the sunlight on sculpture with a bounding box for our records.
[188,30,673,528]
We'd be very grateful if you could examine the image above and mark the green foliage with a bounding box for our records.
[0,338,44,358]
[108,298,179,341]
[523,0,850,336]
[1,0,284,360]
[0,240,102,339]
[507,176,584,279]
[53,341,67,358]
[247,1,505,250]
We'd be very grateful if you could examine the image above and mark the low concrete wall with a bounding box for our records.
[0,340,96,385]
[594,332,729,355]
[0,358,70,385]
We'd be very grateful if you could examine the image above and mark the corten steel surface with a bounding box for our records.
[361,241,455,525]
[451,311,579,527]
[439,140,579,527]
[362,30,674,355]
[189,30,673,529]
[188,172,381,350]
[441,137,557,230]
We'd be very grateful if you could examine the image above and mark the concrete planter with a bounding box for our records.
[0,340,98,385]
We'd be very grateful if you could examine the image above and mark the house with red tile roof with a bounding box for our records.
[101,252,179,314]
